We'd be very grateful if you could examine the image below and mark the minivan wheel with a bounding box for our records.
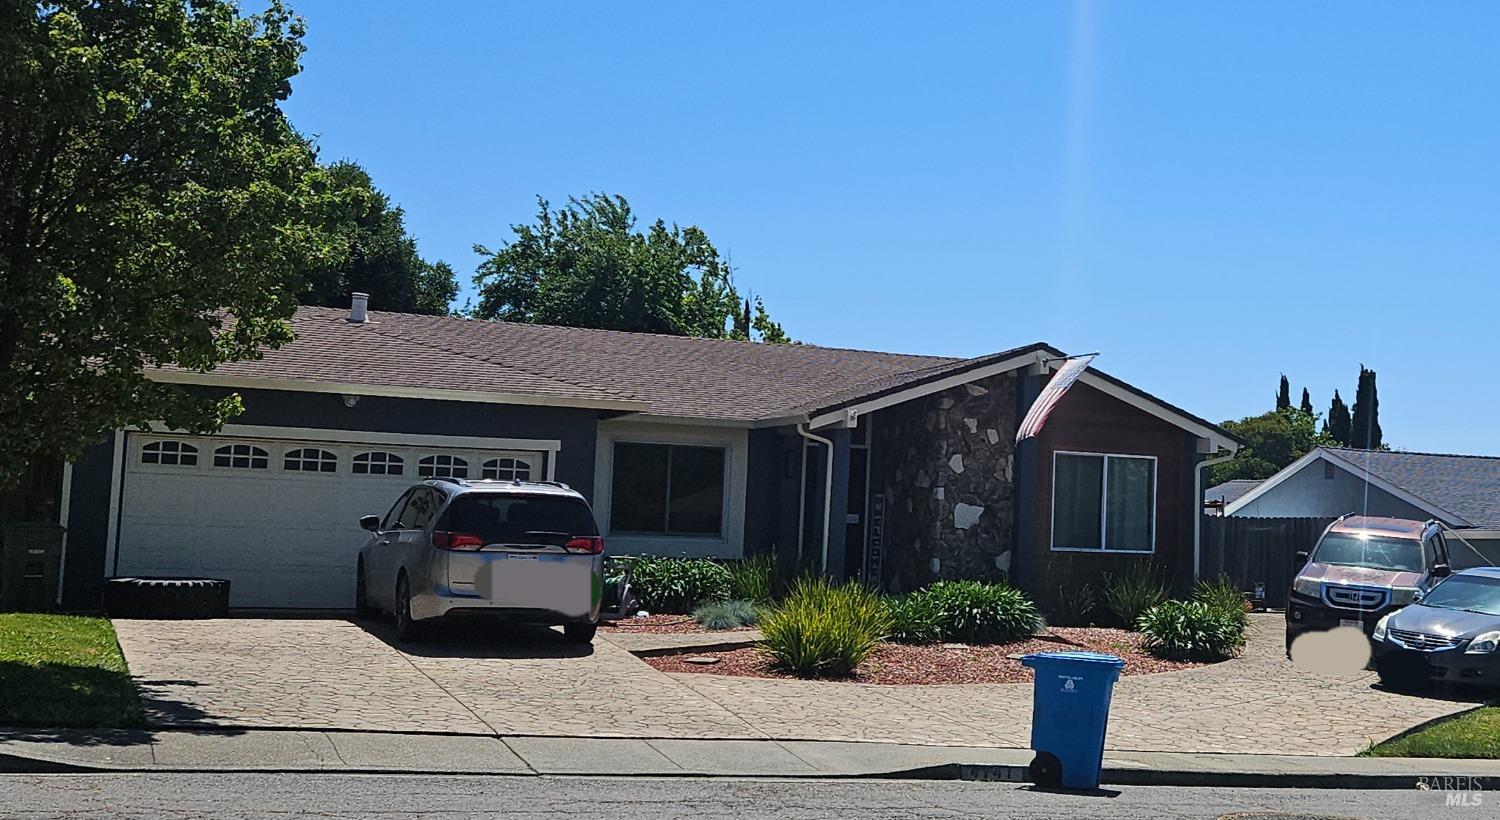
[394,575,423,642]
[354,560,377,620]
[563,622,597,644]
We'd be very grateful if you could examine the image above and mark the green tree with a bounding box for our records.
[1350,365,1383,449]
[473,194,789,341]
[0,0,344,484]
[1299,387,1314,416]
[1209,408,1324,485]
[1324,390,1353,446]
[298,161,456,315]
[1276,374,1291,411]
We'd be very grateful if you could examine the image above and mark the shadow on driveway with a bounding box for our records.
[353,617,596,660]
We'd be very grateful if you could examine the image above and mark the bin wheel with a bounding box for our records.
[1028,752,1062,788]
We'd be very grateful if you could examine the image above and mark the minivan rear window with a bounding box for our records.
[1312,533,1424,573]
[437,494,598,547]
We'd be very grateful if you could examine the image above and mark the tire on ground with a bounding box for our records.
[102,577,231,619]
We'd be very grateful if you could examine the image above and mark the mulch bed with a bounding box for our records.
[600,614,754,635]
[641,626,1212,684]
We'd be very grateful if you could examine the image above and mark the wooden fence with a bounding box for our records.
[1200,516,1335,607]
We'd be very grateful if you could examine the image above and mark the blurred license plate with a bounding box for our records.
[1339,619,1362,629]
[475,554,590,614]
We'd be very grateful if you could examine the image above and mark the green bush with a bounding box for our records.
[1137,600,1246,661]
[885,594,943,645]
[692,599,760,630]
[1101,563,1167,628]
[759,578,892,677]
[728,554,775,604]
[914,580,1042,644]
[1192,574,1249,624]
[1049,582,1096,627]
[620,557,732,614]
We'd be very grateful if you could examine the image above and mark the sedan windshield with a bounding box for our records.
[1312,533,1424,573]
[1420,575,1500,616]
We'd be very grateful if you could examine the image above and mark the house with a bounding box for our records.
[1224,445,1500,565]
[53,298,1241,612]
[1204,479,1262,515]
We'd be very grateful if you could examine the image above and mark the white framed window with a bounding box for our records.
[481,457,531,482]
[418,454,468,478]
[141,440,198,467]
[1051,451,1156,552]
[353,451,404,476]
[213,443,269,470]
[609,442,726,536]
[284,447,338,473]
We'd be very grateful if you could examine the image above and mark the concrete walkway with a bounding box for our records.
[112,614,1480,756]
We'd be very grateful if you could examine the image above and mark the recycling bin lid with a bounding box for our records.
[1018,650,1124,668]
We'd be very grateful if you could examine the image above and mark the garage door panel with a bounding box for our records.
[117,434,548,608]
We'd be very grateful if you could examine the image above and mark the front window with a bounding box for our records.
[1051,452,1156,551]
[1311,533,1424,573]
[609,442,725,536]
[1419,575,1500,617]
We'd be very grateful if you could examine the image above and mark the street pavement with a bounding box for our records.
[111,614,1480,755]
[0,772,1474,819]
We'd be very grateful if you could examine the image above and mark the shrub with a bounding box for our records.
[915,580,1042,644]
[728,554,775,604]
[759,578,892,677]
[1049,582,1096,627]
[1137,600,1247,661]
[692,599,760,630]
[1101,563,1167,627]
[620,557,732,614]
[885,594,943,645]
[1192,574,1249,624]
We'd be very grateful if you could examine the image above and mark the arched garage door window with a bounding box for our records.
[213,444,269,469]
[418,454,468,478]
[481,458,530,482]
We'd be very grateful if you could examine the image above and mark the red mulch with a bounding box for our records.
[599,614,754,635]
[641,626,1212,684]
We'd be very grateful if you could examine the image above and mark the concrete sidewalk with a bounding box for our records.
[3,728,1498,790]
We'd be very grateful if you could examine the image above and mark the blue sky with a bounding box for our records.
[282,2,1499,455]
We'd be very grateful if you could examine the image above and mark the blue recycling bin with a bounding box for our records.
[1019,650,1125,790]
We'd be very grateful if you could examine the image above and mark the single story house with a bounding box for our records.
[52,299,1241,612]
[1224,445,1500,565]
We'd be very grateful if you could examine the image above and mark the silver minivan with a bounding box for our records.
[355,478,605,643]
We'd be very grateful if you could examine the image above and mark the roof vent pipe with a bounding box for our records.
[348,292,369,323]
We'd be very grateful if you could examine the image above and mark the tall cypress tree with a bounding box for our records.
[1327,390,1353,446]
[1350,366,1383,449]
[1276,374,1291,411]
[1299,387,1314,416]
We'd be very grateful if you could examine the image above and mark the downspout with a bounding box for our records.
[1194,449,1236,581]
[797,423,835,574]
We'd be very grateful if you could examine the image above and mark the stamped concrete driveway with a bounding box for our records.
[113,614,1478,755]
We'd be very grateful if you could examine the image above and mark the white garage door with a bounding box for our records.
[116,432,547,608]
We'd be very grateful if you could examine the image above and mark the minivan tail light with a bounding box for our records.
[564,536,605,554]
[433,531,484,551]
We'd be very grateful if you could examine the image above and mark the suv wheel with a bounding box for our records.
[563,622,597,645]
[394,574,423,642]
[354,560,377,620]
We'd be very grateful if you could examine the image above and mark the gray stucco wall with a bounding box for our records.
[1231,456,1435,522]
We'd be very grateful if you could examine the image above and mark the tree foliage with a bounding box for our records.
[1324,389,1353,446]
[1209,408,1326,485]
[473,194,789,341]
[1350,365,1383,450]
[1299,387,1314,416]
[0,0,344,484]
[297,161,455,315]
[1276,374,1291,411]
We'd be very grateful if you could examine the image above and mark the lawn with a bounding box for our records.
[0,613,145,728]
[1363,706,1500,759]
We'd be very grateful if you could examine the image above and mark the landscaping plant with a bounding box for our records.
[1049,582,1096,627]
[727,554,775,604]
[1137,600,1247,661]
[884,593,943,645]
[616,556,733,614]
[1101,563,1167,627]
[758,578,892,677]
[914,580,1042,644]
[692,599,760,630]
[1192,574,1250,624]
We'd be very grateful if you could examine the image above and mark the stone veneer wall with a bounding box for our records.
[869,371,1019,592]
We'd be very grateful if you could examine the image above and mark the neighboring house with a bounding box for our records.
[1224,446,1500,564]
[1204,479,1262,515]
[55,298,1240,611]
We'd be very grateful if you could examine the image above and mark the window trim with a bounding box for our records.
[282,447,338,474]
[139,439,199,467]
[352,450,406,476]
[417,453,470,479]
[608,441,729,537]
[1049,450,1158,554]
[212,443,270,470]
[481,456,532,482]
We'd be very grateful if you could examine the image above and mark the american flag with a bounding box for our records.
[1015,353,1097,443]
